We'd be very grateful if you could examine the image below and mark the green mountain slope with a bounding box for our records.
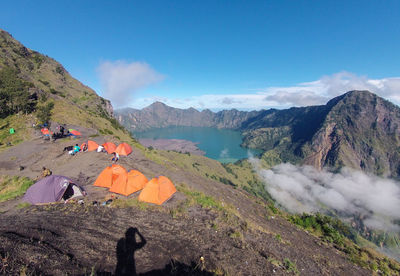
[242,91,400,178]
[0,28,134,148]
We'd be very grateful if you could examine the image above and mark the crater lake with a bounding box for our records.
[133,126,261,163]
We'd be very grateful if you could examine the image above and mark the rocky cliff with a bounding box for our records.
[304,91,400,176]
[242,91,400,178]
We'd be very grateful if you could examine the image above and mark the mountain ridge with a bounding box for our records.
[116,90,400,178]
[115,101,261,131]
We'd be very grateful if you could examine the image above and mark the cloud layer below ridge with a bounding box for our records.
[251,161,400,232]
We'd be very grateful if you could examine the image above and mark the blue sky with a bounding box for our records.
[1,0,400,110]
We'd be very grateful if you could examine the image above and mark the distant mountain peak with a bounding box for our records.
[150,101,167,106]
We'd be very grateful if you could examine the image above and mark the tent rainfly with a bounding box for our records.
[102,142,117,154]
[87,140,99,151]
[93,164,128,188]
[109,169,148,196]
[115,143,133,156]
[138,176,176,205]
[24,175,85,204]
[94,165,149,196]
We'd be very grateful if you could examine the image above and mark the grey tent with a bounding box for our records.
[24,175,85,204]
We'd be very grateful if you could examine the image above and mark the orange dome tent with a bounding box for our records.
[102,142,117,154]
[87,140,99,151]
[138,176,176,205]
[41,128,53,135]
[110,169,148,196]
[93,164,128,189]
[115,143,133,156]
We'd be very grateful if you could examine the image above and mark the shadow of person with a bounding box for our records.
[115,227,147,276]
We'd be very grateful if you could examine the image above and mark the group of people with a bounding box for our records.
[51,125,66,140]
[66,143,119,163]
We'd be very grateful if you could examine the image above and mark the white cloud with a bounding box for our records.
[264,90,328,106]
[130,71,400,110]
[97,60,164,107]
[132,93,274,110]
[250,160,400,232]
[262,71,400,107]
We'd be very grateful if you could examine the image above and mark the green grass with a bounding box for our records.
[229,230,243,240]
[289,213,400,275]
[16,202,31,209]
[177,183,225,211]
[0,114,34,151]
[111,198,149,210]
[283,258,298,274]
[0,175,34,202]
[268,257,282,267]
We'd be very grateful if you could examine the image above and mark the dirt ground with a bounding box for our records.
[0,127,371,275]
[139,138,205,156]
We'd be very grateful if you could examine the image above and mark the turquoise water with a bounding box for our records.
[133,126,261,163]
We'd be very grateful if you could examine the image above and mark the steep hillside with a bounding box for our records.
[303,91,400,176]
[0,28,132,148]
[242,91,400,178]
[115,102,261,132]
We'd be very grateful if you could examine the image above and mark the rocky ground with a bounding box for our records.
[0,126,372,275]
[139,138,205,156]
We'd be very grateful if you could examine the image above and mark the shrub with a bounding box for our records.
[49,88,65,98]
[283,258,298,274]
[0,67,36,118]
[55,65,64,75]
[38,79,49,86]
[36,101,54,125]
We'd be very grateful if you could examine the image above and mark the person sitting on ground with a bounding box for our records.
[38,166,52,179]
[73,144,80,155]
[111,152,119,163]
[81,143,88,152]
[64,145,74,152]
[60,125,65,136]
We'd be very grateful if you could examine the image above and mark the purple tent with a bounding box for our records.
[24,175,85,204]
